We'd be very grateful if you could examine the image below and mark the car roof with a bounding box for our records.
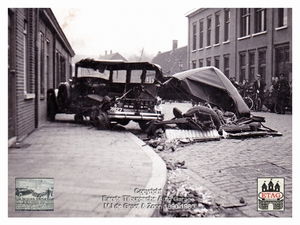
[75,58,162,72]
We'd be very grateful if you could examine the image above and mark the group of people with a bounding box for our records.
[230,73,291,114]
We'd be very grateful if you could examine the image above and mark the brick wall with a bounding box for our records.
[9,8,75,143]
[15,8,36,141]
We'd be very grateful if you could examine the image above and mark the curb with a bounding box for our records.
[125,132,167,217]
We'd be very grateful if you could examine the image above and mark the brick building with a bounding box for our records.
[152,40,188,76]
[186,8,292,87]
[8,8,75,146]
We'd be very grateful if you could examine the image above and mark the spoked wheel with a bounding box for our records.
[183,105,221,130]
[243,97,254,110]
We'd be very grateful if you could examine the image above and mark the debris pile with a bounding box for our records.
[145,105,282,146]
[159,167,218,217]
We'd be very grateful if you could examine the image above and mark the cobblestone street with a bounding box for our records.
[153,102,292,217]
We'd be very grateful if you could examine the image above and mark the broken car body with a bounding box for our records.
[148,67,281,142]
[47,59,164,130]
[164,66,251,118]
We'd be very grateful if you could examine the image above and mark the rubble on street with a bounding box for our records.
[158,161,248,217]
[159,165,217,217]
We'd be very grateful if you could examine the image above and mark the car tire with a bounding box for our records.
[184,106,221,130]
[118,119,130,126]
[97,112,110,130]
[138,120,151,131]
[74,114,84,123]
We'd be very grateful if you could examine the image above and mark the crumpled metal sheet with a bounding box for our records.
[165,129,220,142]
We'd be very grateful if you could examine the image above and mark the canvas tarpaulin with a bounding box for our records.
[171,66,250,118]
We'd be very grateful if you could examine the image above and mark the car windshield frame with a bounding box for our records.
[74,58,164,84]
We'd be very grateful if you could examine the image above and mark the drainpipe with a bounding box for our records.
[270,9,274,86]
[34,8,40,128]
[53,33,57,88]
[234,8,238,80]
[187,17,190,70]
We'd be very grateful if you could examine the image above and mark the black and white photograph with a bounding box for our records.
[4,0,298,224]
[15,178,54,211]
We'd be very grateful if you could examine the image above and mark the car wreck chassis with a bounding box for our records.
[47,59,164,130]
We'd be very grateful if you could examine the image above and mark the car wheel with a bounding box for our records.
[138,120,151,131]
[74,114,84,123]
[118,119,130,126]
[184,106,221,130]
[97,112,110,130]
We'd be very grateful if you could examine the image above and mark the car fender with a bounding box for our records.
[57,82,71,108]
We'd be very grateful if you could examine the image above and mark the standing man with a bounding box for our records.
[47,188,50,199]
[252,74,266,111]
[273,74,290,114]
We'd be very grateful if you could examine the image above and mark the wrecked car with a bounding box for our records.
[47,59,164,130]
[15,188,33,197]
[163,66,251,118]
[147,66,281,142]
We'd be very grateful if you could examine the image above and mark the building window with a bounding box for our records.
[206,57,211,66]
[214,56,220,69]
[223,54,230,77]
[199,59,203,67]
[224,9,230,42]
[207,16,212,46]
[199,19,204,49]
[215,12,220,44]
[239,52,246,82]
[248,51,255,83]
[255,8,267,33]
[278,8,288,27]
[23,20,29,94]
[240,8,250,37]
[258,49,266,83]
[275,44,290,79]
[40,32,45,96]
[192,22,197,50]
[60,56,66,82]
[192,60,197,69]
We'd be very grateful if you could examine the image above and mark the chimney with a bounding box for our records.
[172,40,178,50]
[110,50,112,54]
[105,50,107,55]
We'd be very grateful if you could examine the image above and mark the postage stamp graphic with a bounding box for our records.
[257,177,284,211]
[15,178,54,211]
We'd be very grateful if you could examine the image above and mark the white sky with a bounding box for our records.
[51,5,197,58]
[6,0,298,60]
[50,0,297,59]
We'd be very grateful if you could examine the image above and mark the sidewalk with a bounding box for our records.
[8,115,167,217]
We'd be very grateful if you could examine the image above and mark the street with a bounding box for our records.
[8,102,292,217]
[149,102,292,217]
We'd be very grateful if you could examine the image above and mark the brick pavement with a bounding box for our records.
[8,116,167,217]
[157,103,292,217]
